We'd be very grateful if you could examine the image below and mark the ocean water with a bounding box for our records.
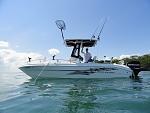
[0,71,150,113]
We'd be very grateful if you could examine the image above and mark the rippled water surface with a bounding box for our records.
[0,71,150,113]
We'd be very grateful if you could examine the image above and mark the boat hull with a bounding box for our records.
[19,63,133,79]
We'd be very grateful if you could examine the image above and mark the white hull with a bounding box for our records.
[19,63,133,79]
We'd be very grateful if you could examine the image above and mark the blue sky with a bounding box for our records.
[0,0,150,59]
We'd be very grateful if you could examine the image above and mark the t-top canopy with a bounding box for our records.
[65,39,97,47]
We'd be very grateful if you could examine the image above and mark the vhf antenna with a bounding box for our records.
[55,20,66,41]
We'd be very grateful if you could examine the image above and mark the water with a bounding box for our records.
[0,71,150,113]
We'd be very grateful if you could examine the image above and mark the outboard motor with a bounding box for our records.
[127,61,141,79]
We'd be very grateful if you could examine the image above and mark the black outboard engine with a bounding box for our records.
[127,61,141,79]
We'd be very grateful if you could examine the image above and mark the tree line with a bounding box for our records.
[112,54,150,70]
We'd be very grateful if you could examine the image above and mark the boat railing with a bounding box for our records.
[26,58,78,65]
[25,57,116,66]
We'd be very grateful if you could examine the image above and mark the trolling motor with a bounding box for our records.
[127,61,141,79]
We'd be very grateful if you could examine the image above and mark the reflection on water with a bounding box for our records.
[59,79,100,113]
[28,79,107,113]
[32,79,101,113]
[0,72,150,113]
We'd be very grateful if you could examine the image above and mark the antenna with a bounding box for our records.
[55,20,66,41]
[97,18,107,40]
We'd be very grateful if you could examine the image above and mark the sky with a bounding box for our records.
[0,0,150,70]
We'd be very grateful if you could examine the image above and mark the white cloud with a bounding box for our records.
[116,54,141,60]
[0,41,43,71]
[119,55,131,59]
[48,48,60,56]
[0,41,9,48]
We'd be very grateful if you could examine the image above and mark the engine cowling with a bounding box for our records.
[127,61,141,79]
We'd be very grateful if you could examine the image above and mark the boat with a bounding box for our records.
[19,20,139,79]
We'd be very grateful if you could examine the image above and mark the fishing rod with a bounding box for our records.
[91,18,107,41]
[91,18,107,59]
[97,18,107,40]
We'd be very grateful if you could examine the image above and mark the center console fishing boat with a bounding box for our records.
[19,20,139,79]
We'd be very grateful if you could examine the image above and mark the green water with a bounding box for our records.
[0,71,150,113]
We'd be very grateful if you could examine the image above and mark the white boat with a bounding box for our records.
[19,20,136,79]
[19,63,132,79]
[19,38,133,79]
